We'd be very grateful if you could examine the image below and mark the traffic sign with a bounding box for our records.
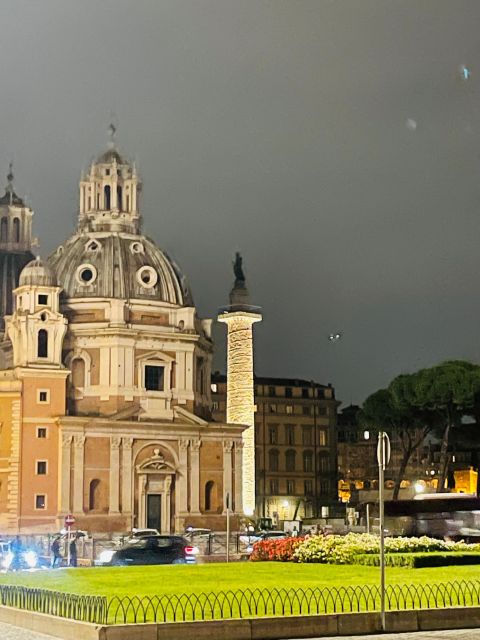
[65,514,76,527]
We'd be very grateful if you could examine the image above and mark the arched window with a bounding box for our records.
[89,479,101,511]
[37,329,48,358]
[12,218,20,242]
[104,185,111,210]
[285,449,296,472]
[269,449,279,472]
[303,450,313,473]
[205,480,215,511]
[117,186,122,210]
[71,358,86,388]
[0,217,7,242]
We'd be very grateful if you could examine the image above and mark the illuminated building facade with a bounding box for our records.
[0,140,248,534]
[212,375,338,522]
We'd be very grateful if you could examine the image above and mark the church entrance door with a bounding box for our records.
[147,494,161,530]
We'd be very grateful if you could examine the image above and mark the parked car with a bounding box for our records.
[130,528,160,538]
[97,535,199,566]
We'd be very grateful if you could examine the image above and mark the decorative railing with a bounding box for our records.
[2,580,480,625]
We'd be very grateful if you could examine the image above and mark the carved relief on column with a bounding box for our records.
[190,439,201,515]
[59,435,73,514]
[222,439,233,514]
[72,435,86,514]
[177,439,189,519]
[121,437,133,515]
[234,440,244,514]
[109,436,121,515]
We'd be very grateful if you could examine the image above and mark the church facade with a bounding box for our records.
[0,143,247,534]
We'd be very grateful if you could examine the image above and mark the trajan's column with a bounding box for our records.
[218,253,262,516]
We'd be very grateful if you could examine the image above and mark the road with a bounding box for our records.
[0,621,56,639]
[295,630,480,640]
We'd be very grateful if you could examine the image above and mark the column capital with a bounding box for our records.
[179,438,190,451]
[122,437,133,450]
[73,435,86,449]
[190,439,202,452]
[223,439,234,453]
[111,436,122,450]
[62,435,73,448]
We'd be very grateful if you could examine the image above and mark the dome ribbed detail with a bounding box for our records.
[19,257,57,287]
[47,232,193,306]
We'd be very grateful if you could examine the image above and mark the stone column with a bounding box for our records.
[59,435,72,514]
[138,475,147,528]
[121,438,133,517]
[222,439,233,514]
[164,476,172,533]
[234,441,243,514]
[190,439,201,514]
[176,439,189,521]
[72,435,85,514]
[218,310,261,516]
[109,436,121,514]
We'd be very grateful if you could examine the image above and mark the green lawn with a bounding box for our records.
[0,562,477,597]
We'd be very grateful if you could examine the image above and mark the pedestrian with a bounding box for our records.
[69,535,78,567]
[292,526,298,537]
[51,536,62,568]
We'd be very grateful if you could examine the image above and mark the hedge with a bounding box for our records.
[353,552,480,568]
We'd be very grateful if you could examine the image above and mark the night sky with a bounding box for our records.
[1,1,480,405]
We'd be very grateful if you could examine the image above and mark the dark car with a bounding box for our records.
[98,535,198,566]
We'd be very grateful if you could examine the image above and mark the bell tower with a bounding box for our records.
[6,258,67,369]
[0,165,35,332]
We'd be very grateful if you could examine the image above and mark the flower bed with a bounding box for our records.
[249,536,304,561]
[250,532,480,564]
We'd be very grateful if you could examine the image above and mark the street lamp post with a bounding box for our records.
[377,431,390,632]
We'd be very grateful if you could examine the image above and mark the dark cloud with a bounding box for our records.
[1,0,480,403]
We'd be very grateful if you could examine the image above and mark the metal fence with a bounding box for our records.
[2,580,480,625]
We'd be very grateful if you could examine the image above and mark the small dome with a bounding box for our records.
[19,257,57,287]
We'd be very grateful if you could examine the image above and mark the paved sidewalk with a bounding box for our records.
[296,630,480,640]
[0,621,57,639]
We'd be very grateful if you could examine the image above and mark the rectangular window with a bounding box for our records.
[304,480,313,495]
[36,427,47,438]
[270,480,279,495]
[268,426,278,445]
[302,426,313,446]
[285,387,292,398]
[35,494,46,510]
[286,479,295,494]
[319,430,327,446]
[37,390,49,404]
[285,424,295,446]
[285,405,294,415]
[302,406,311,416]
[268,386,276,397]
[269,404,277,414]
[144,365,164,391]
[302,388,309,399]
[36,461,47,475]
[37,294,49,306]
[318,407,327,416]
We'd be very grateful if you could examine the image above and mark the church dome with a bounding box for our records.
[19,257,57,287]
[47,232,193,305]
